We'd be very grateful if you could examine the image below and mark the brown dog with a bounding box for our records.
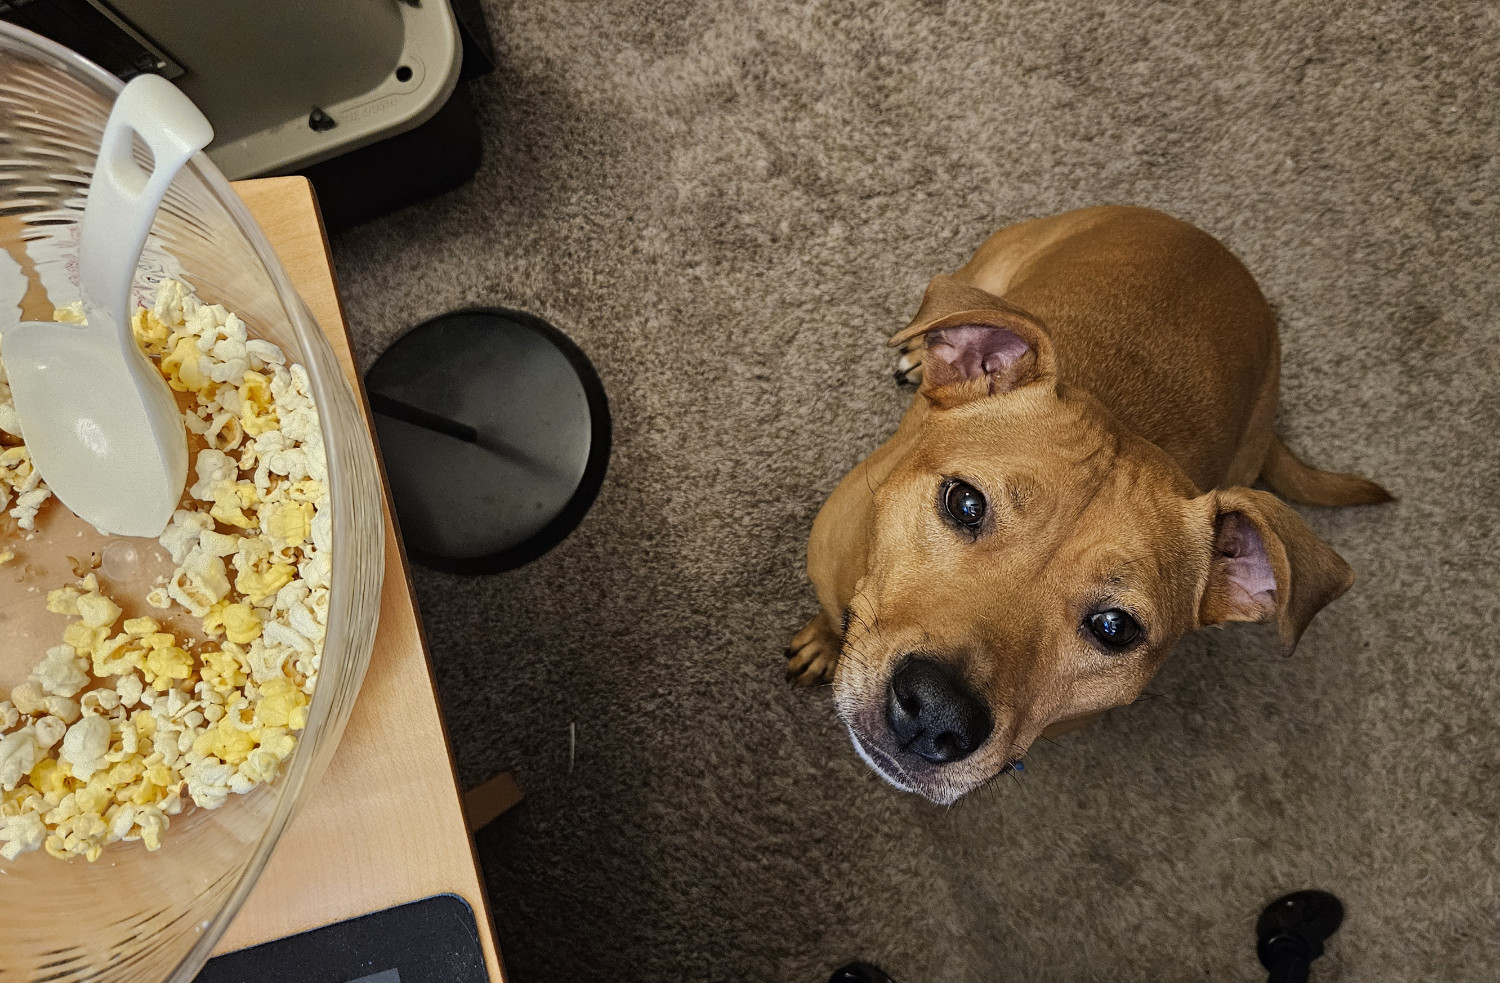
[788,206,1389,804]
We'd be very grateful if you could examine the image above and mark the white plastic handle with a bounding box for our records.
[77,74,213,330]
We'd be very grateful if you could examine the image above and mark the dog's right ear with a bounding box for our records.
[889,275,1057,408]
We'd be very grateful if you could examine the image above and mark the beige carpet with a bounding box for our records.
[329,1,1499,979]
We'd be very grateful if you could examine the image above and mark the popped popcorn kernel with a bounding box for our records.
[28,758,67,798]
[203,600,262,645]
[142,645,194,690]
[132,308,171,355]
[237,562,296,606]
[262,499,314,548]
[255,677,309,730]
[1,279,330,860]
[162,335,212,393]
[208,480,260,529]
[238,371,279,436]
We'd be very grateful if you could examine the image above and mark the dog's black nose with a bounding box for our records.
[886,657,992,764]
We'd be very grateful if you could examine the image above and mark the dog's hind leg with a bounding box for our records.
[786,611,842,686]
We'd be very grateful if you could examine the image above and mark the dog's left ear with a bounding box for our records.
[889,275,1057,407]
[1196,487,1355,656]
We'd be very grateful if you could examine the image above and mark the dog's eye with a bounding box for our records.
[942,480,987,530]
[1086,609,1142,648]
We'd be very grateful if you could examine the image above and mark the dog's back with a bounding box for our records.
[951,206,1279,489]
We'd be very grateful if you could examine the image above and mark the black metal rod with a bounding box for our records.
[1264,950,1311,983]
[369,391,478,444]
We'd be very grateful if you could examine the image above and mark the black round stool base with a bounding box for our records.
[828,963,897,983]
[364,308,610,575]
[1257,890,1344,982]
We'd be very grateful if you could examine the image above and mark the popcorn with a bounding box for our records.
[115,673,143,708]
[41,698,79,726]
[168,547,233,617]
[0,811,45,860]
[262,500,314,548]
[189,449,238,501]
[202,600,262,645]
[161,509,214,564]
[184,759,235,811]
[0,279,330,860]
[58,716,110,782]
[32,646,88,698]
[33,715,67,749]
[10,682,45,716]
[75,591,122,630]
[132,308,171,355]
[0,728,39,790]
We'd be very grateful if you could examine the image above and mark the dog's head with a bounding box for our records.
[834,276,1355,803]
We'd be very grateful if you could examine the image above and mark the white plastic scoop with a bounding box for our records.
[1,75,212,538]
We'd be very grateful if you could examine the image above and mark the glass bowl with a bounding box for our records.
[0,23,384,982]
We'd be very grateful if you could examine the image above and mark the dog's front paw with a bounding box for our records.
[893,340,924,387]
[786,614,841,686]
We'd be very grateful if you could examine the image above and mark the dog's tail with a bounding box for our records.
[1259,434,1394,506]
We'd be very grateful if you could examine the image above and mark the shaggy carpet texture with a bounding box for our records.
[329,1,1498,979]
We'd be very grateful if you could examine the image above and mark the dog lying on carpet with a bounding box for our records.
[788,206,1390,804]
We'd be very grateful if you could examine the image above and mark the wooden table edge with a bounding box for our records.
[213,176,506,982]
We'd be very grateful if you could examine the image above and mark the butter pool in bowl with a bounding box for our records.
[0,24,383,983]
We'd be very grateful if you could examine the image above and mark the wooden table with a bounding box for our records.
[209,177,506,982]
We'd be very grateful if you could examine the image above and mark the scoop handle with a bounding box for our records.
[77,74,213,331]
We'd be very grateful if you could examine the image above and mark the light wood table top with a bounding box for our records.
[209,176,505,982]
